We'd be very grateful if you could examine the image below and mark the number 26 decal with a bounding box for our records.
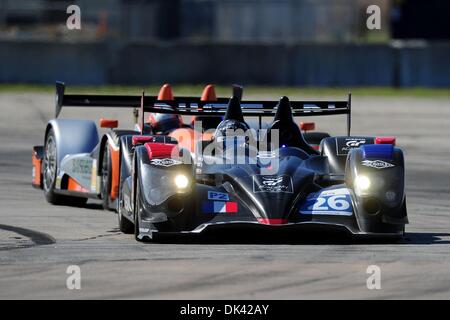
[308,195,351,211]
[300,189,353,216]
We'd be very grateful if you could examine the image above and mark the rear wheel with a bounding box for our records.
[101,145,113,210]
[42,128,87,206]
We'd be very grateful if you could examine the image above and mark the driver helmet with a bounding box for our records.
[148,113,182,134]
[214,119,251,147]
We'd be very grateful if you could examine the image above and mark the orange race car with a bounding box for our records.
[32,82,239,211]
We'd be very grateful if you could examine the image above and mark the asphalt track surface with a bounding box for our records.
[1,92,450,299]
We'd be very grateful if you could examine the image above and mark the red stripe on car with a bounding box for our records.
[257,218,288,225]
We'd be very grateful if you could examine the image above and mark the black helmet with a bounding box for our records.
[148,113,182,134]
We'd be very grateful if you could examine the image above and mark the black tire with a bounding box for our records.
[400,198,407,238]
[42,128,87,207]
[101,144,113,210]
[134,179,144,242]
[117,161,134,234]
[118,202,134,234]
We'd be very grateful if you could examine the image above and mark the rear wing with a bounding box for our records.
[55,82,352,135]
[55,81,243,118]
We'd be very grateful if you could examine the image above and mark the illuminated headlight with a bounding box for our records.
[355,175,371,192]
[174,174,189,189]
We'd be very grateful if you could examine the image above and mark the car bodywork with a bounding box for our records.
[32,82,238,209]
[115,93,407,241]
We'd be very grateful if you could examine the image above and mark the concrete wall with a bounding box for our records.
[0,40,109,85]
[0,40,449,87]
[398,42,450,87]
[289,44,394,86]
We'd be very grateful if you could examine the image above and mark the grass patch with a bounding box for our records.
[0,84,449,98]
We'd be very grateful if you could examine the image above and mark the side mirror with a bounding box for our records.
[100,118,118,129]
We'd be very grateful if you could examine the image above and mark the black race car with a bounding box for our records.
[115,93,408,241]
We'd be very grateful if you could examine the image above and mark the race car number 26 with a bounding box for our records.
[300,188,353,216]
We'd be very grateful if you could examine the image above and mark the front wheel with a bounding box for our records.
[118,205,134,234]
[133,180,144,242]
[117,161,134,234]
[42,128,87,207]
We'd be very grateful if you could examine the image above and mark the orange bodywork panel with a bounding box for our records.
[158,84,174,100]
[109,143,120,200]
[190,84,219,127]
[68,177,89,193]
[32,151,42,187]
[300,122,315,131]
[169,128,214,153]
[100,118,119,129]
[201,84,217,101]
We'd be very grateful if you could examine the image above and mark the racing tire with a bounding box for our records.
[133,171,144,242]
[117,161,134,234]
[117,209,134,234]
[118,203,134,234]
[42,128,87,207]
[399,198,407,238]
[101,144,113,211]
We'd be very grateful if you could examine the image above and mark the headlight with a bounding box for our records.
[174,174,189,189]
[355,175,371,192]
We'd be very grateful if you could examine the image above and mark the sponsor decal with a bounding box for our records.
[150,158,182,167]
[72,159,92,175]
[361,159,394,169]
[385,191,396,202]
[346,140,366,147]
[336,137,368,155]
[300,188,353,216]
[90,159,97,192]
[207,191,230,201]
[202,201,238,214]
[253,175,293,193]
